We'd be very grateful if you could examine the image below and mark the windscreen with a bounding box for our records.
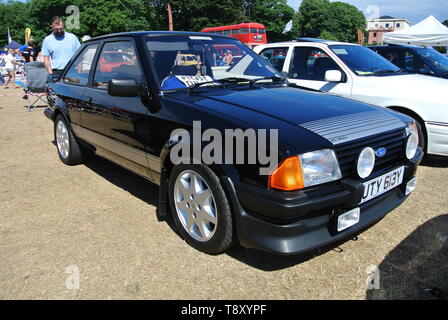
[330,45,401,76]
[145,35,281,90]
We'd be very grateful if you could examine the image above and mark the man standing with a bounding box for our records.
[42,16,81,77]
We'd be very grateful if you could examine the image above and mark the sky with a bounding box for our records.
[287,0,448,24]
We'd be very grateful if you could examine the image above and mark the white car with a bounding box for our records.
[254,39,448,156]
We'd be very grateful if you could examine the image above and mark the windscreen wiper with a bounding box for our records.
[372,69,401,75]
[188,81,224,91]
[249,76,287,86]
[218,77,253,83]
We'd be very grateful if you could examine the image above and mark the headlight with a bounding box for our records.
[299,149,342,187]
[357,147,375,179]
[268,149,342,191]
[406,123,419,160]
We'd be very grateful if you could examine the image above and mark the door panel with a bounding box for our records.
[80,40,153,179]
[51,44,100,133]
[287,47,352,97]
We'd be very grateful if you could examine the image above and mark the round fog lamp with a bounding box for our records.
[357,147,375,179]
[406,133,418,160]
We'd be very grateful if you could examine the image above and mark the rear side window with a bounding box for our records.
[403,50,432,74]
[93,41,143,89]
[378,49,407,69]
[63,44,99,86]
[259,47,289,72]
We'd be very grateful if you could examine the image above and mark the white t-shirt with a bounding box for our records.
[3,53,15,70]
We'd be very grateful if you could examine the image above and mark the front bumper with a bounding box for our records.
[224,148,423,255]
[426,122,448,157]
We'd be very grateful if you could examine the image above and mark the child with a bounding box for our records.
[3,49,19,89]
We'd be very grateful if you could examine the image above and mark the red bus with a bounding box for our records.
[201,23,267,48]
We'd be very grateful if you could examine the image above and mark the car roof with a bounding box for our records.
[86,31,234,42]
[369,44,425,50]
[258,39,359,48]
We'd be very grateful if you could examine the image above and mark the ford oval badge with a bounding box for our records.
[375,147,387,158]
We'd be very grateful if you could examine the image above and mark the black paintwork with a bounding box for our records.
[45,31,422,255]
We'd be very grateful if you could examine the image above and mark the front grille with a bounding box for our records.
[335,128,407,178]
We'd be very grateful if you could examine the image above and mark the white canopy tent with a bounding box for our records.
[383,15,448,47]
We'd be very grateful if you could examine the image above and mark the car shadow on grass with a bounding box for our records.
[420,156,448,168]
[366,214,448,300]
[226,235,362,271]
[83,156,159,206]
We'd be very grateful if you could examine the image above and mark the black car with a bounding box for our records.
[44,31,423,255]
[369,44,448,79]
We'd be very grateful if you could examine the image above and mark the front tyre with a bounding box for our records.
[54,114,86,165]
[168,164,236,254]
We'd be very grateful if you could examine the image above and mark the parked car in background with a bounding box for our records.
[369,44,448,79]
[44,32,422,255]
[254,39,448,157]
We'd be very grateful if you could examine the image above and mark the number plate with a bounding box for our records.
[360,166,405,204]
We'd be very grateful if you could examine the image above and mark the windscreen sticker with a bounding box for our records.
[189,36,213,41]
[175,75,214,87]
[332,48,348,55]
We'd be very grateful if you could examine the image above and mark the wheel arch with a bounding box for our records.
[157,138,240,222]
[387,106,427,136]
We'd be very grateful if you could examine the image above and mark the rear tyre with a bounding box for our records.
[168,164,236,254]
[54,114,85,165]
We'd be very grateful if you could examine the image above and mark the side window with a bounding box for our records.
[63,44,98,85]
[289,47,341,81]
[404,50,432,74]
[259,47,289,72]
[93,41,143,89]
[379,49,406,69]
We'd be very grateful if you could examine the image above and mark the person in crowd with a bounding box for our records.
[223,50,233,66]
[21,38,38,63]
[13,49,23,62]
[3,49,20,89]
[42,16,81,78]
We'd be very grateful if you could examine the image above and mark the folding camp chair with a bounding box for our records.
[23,62,48,111]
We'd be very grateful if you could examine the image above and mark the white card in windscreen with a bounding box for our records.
[176,75,214,87]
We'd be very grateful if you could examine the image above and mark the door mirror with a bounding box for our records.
[108,78,140,97]
[325,70,343,82]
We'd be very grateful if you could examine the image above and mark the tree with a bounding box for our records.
[246,0,297,42]
[0,0,298,48]
[295,0,331,38]
[443,19,448,27]
[0,0,29,47]
[324,1,366,43]
[166,0,246,32]
[26,0,151,44]
[295,0,365,43]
